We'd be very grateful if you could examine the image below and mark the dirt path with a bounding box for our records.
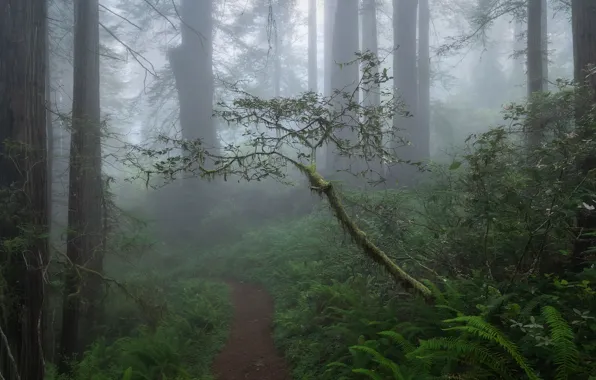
[212,281,291,380]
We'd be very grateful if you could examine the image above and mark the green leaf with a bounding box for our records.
[449,161,462,170]
[121,367,133,380]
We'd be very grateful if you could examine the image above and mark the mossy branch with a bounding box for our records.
[295,163,432,299]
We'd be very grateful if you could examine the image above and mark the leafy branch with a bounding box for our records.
[123,52,432,298]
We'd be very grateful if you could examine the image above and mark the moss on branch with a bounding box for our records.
[295,163,432,299]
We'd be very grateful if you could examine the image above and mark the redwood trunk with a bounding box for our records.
[59,0,103,371]
[0,0,49,379]
[571,0,596,271]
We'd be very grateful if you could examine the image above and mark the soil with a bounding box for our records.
[212,281,291,380]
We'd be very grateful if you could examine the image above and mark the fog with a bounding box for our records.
[4,0,594,379]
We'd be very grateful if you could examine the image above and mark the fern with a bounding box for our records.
[350,345,404,379]
[377,331,415,354]
[541,306,579,380]
[442,316,539,380]
[411,337,514,379]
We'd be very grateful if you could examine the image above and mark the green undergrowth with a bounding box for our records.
[188,94,596,379]
[193,212,596,379]
[47,279,232,380]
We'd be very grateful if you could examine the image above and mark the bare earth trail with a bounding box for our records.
[212,281,291,380]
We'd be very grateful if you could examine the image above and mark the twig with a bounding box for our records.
[0,323,21,380]
[99,22,157,77]
[99,3,142,30]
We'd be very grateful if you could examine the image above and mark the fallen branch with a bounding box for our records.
[297,163,432,299]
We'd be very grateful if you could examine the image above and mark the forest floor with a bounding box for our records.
[212,281,291,380]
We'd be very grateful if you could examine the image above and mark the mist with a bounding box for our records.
[1,0,595,379]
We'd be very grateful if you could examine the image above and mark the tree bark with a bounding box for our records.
[168,0,217,241]
[361,0,383,179]
[362,0,380,109]
[324,0,337,98]
[571,0,596,271]
[0,0,49,379]
[391,0,419,187]
[59,0,104,371]
[527,0,547,145]
[418,0,431,162]
[326,0,360,179]
[308,0,318,93]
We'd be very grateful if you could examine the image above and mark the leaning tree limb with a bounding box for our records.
[295,162,432,299]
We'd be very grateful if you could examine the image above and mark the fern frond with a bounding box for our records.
[378,330,415,354]
[521,294,555,316]
[483,293,516,318]
[410,337,514,379]
[541,306,579,380]
[350,345,403,379]
[443,316,538,380]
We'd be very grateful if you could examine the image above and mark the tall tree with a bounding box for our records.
[571,0,596,271]
[418,0,431,161]
[321,0,337,173]
[361,0,380,109]
[540,0,548,89]
[526,0,548,145]
[391,0,420,186]
[324,0,337,97]
[308,0,318,93]
[0,0,49,379]
[168,0,217,240]
[273,1,282,99]
[361,0,383,178]
[60,0,103,370]
[325,0,360,178]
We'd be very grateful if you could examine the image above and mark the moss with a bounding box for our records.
[295,162,432,299]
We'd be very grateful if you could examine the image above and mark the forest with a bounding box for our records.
[1,0,595,379]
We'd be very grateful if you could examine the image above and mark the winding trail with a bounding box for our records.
[212,281,291,380]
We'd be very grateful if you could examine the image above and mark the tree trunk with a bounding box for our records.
[571,0,596,271]
[391,0,419,187]
[59,0,103,371]
[527,0,546,145]
[0,0,49,379]
[418,0,431,162]
[541,0,548,90]
[321,0,337,174]
[362,0,380,109]
[326,0,360,179]
[309,0,319,167]
[361,0,383,179]
[168,0,217,241]
[308,0,317,93]
[324,0,337,98]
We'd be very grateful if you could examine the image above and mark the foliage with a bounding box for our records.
[174,82,596,379]
[47,279,232,380]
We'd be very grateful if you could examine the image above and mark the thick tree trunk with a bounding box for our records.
[418,0,431,162]
[321,0,337,174]
[0,0,49,379]
[326,0,360,179]
[59,0,104,371]
[527,0,546,145]
[168,0,217,241]
[324,0,337,98]
[362,0,380,109]
[571,0,596,271]
[309,0,319,166]
[391,0,419,187]
[361,0,383,179]
[308,0,317,93]
[540,0,548,90]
